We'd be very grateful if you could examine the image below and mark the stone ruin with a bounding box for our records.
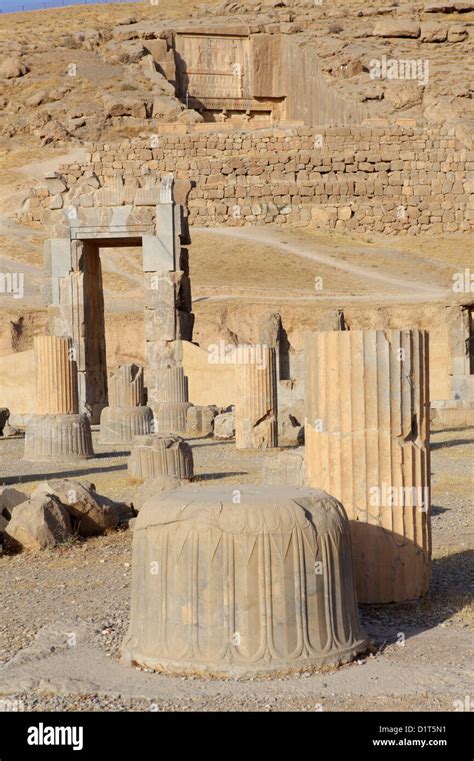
[121,484,368,677]
[100,364,153,445]
[14,171,436,675]
[12,2,474,678]
[24,335,94,461]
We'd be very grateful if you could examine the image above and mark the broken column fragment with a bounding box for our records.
[128,433,194,481]
[235,346,278,449]
[24,335,94,461]
[305,329,431,604]
[155,365,192,434]
[100,364,153,444]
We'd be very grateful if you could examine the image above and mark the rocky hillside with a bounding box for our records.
[0,0,472,154]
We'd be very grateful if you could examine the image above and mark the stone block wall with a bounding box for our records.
[20,125,473,236]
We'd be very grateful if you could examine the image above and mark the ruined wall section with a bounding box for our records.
[21,126,473,236]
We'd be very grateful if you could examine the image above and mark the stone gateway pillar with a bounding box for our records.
[305,329,431,604]
[24,335,94,461]
[235,345,278,449]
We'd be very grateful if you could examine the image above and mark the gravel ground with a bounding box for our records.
[0,426,472,712]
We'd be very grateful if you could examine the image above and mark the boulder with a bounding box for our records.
[32,479,119,536]
[384,84,424,111]
[372,21,421,38]
[120,40,147,63]
[177,109,204,125]
[152,95,182,119]
[0,57,29,79]
[214,411,236,439]
[0,486,28,519]
[5,494,72,551]
[103,95,147,119]
[2,421,21,438]
[279,414,305,446]
[25,90,47,107]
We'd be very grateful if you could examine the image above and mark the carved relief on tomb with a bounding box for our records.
[175,34,249,101]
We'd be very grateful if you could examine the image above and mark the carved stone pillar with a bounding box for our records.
[24,335,94,460]
[305,329,431,604]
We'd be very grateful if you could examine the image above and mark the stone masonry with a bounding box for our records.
[21,126,473,236]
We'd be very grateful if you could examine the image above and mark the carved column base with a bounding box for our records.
[155,402,192,435]
[24,414,94,461]
[121,484,368,678]
[99,406,153,444]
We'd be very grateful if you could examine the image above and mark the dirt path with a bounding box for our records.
[192,226,449,302]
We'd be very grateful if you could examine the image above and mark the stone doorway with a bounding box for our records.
[44,177,194,424]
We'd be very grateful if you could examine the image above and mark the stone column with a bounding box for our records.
[34,335,77,414]
[305,329,431,604]
[48,240,108,424]
[155,365,192,434]
[235,346,278,449]
[24,335,94,460]
[100,365,153,444]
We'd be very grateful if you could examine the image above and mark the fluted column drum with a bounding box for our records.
[100,364,153,444]
[163,366,188,404]
[24,335,93,461]
[34,336,78,414]
[235,346,278,449]
[156,366,192,434]
[108,364,145,408]
[305,329,431,604]
[121,484,368,677]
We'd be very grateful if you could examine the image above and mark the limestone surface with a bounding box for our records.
[121,484,368,677]
[132,476,191,512]
[262,448,305,486]
[305,329,431,604]
[186,405,218,436]
[214,411,235,439]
